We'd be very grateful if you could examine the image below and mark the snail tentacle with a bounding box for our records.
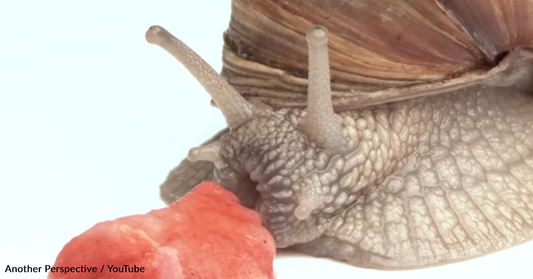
[187,140,221,163]
[301,26,348,154]
[294,194,322,220]
[145,25,258,128]
[159,128,228,205]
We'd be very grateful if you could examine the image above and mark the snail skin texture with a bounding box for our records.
[148,0,533,271]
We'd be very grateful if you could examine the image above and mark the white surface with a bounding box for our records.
[0,1,531,278]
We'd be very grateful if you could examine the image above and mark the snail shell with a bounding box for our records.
[147,0,533,270]
[222,0,533,109]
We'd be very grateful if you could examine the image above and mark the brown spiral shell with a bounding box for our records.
[221,0,533,108]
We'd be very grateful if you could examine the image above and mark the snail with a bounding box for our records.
[145,0,533,270]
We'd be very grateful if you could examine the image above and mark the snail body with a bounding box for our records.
[147,0,533,269]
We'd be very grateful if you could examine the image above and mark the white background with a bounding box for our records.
[0,1,531,278]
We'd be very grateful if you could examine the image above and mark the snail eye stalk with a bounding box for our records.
[301,26,348,154]
[294,26,352,221]
[145,25,258,129]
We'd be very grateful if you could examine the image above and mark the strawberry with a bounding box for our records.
[49,182,275,279]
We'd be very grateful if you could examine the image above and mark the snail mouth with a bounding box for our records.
[211,163,260,209]
[230,176,260,209]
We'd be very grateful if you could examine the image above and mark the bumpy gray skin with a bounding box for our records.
[162,85,533,269]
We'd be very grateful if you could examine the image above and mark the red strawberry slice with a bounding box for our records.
[48,181,275,279]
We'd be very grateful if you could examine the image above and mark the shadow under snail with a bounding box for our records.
[145,0,533,270]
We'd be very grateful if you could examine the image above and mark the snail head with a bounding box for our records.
[145,25,363,247]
